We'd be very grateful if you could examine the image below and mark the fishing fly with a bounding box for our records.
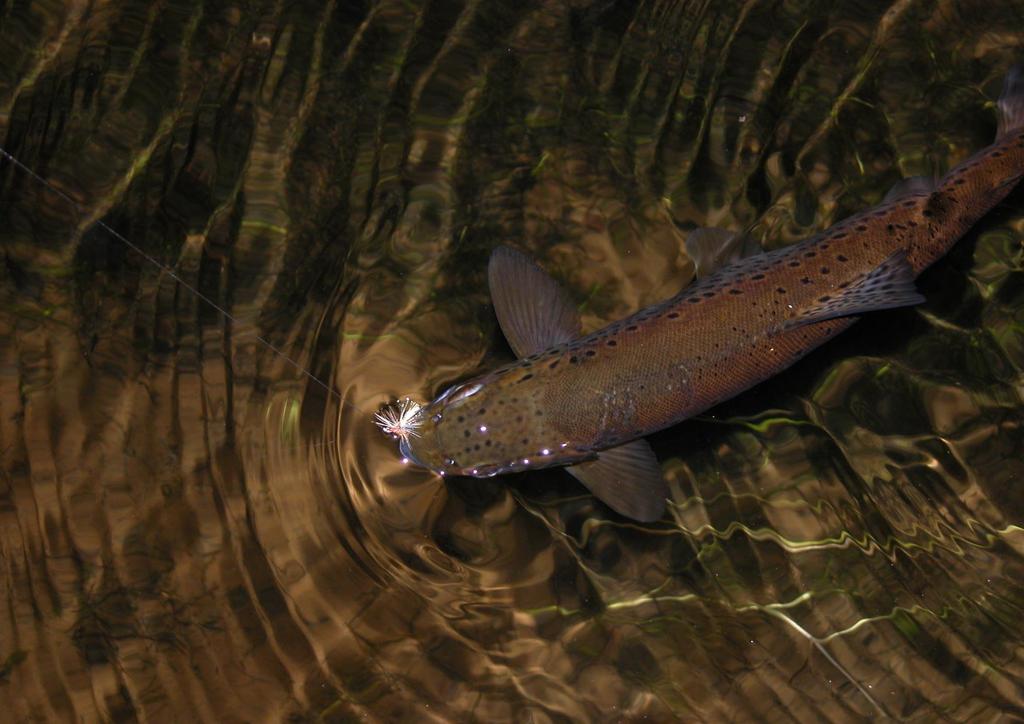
[373,397,423,441]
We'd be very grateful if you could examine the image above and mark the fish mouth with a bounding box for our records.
[398,435,421,465]
[396,406,450,473]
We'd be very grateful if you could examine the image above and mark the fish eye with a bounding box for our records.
[445,457,458,467]
[432,413,443,423]
[449,383,483,403]
[434,384,458,403]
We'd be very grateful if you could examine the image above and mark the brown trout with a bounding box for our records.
[379,66,1024,521]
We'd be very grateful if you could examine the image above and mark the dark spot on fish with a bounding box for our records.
[804,251,816,258]
[902,200,915,208]
[703,291,715,298]
[788,261,800,267]
[776,287,786,294]
[518,373,534,382]
[569,356,579,364]
[729,288,742,295]
[886,224,894,233]
[516,415,523,423]
[993,150,1004,158]
[535,410,542,416]
[667,312,679,319]
[907,220,918,227]
[922,209,933,217]
[954,178,966,185]
[836,255,848,262]
[585,350,595,357]
[521,438,528,445]
[485,440,492,447]
[607,340,617,346]
[457,416,465,423]
[820,267,830,275]
[751,273,765,280]
[855,225,867,231]
[838,281,850,289]
[548,360,559,369]
[688,297,700,304]
[626,325,638,331]
[833,232,847,239]
[474,444,481,451]
[819,295,831,302]
[801,277,811,285]
[464,430,470,438]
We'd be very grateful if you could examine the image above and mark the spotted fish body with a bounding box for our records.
[398,66,1024,521]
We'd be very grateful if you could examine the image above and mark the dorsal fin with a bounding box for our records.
[883,176,935,203]
[488,246,582,358]
[997,64,1024,140]
[684,227,762,279]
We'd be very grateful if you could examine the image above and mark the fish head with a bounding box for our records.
[397,378,508,476]
[396,374,590,477]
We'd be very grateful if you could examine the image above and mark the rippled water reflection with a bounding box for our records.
[2,1,1024,720]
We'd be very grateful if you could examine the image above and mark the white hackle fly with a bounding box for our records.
[374,398,423,441]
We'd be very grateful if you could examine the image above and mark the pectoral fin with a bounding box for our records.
[785,249,925,328]
[488,246,582,357]
[684,227,762,279]
[566,439,667,522]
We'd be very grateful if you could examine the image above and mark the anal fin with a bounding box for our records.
[785,249,925,328]
[566,439,667,522]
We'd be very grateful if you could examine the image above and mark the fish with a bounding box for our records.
[380,65,1024,522]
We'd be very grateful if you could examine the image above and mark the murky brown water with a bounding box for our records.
[2,1,1024,721]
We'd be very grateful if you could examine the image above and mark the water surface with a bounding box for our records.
[2,1,1024,720]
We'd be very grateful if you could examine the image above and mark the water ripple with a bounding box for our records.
[3,0,1024,720]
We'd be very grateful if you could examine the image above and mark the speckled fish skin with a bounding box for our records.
[402,73,1024,486]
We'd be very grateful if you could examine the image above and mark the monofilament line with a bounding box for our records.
[0,145,338,400]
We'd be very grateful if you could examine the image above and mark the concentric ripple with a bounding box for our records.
[2,0,1024,721]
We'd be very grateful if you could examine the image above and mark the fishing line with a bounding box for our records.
[0,145,377,425]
